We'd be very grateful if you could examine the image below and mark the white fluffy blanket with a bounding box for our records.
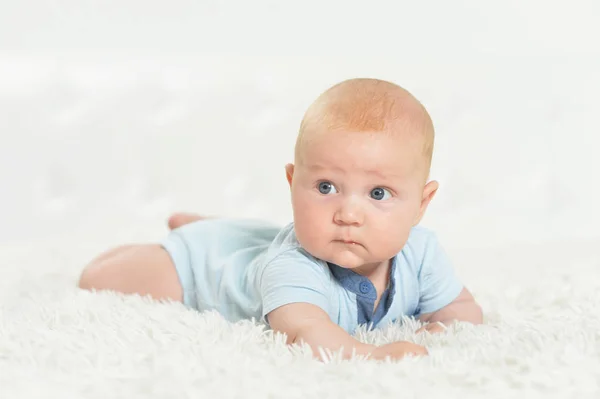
[1,236,599,399]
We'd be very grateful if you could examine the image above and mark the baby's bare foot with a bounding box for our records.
[167,213,206,230]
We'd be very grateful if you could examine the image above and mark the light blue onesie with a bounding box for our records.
[160,218,463,334]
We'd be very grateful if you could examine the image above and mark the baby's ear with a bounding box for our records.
[414,180,439,225]
[285,163,295,187]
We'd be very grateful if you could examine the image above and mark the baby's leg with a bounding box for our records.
[78,244,183,303]
[85,244,137,265]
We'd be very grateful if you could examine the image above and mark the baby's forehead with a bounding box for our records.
[300,101,432,157]
[303,127,427,154]
[299,130,427,176]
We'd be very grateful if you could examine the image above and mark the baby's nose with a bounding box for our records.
[333,197,364,226]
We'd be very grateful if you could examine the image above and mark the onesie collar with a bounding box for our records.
[327,257,397,300]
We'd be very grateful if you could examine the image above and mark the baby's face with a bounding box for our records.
[288,130,434,272]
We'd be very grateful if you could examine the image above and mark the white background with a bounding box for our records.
[1,0,599,255]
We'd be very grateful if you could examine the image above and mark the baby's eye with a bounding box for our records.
[370,187,391,200]
[318,181,338,195]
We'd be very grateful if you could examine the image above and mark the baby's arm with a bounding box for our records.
[417,287,483,332]
[268,303,427,361]
[413,230,483,334]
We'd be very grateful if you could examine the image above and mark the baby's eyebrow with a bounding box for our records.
[355,167,407,181]
[305,163,341,173]
[364,169,395,180]
[306,163,404,181]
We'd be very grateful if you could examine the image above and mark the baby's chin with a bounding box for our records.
[314,247,376,269]
[298,236,386,268]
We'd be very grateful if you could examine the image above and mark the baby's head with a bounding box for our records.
[285,78,438,273]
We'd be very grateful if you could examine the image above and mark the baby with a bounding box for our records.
[78,78,483,361]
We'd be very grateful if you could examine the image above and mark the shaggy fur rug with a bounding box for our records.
[1,234,599,399]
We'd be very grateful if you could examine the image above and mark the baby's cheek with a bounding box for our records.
[376,237,404,259]
[294,216,323,252]
[373,222,409,255]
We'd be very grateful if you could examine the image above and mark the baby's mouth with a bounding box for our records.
[334,239,361,246]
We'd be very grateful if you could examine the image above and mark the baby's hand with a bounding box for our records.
[416,322,447,335]
[371,341,428,361]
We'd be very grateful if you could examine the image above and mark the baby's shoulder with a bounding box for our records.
[265,222,301,251]
[397,225,443,269]
[260,223,330,274]
[405,225,439,245]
